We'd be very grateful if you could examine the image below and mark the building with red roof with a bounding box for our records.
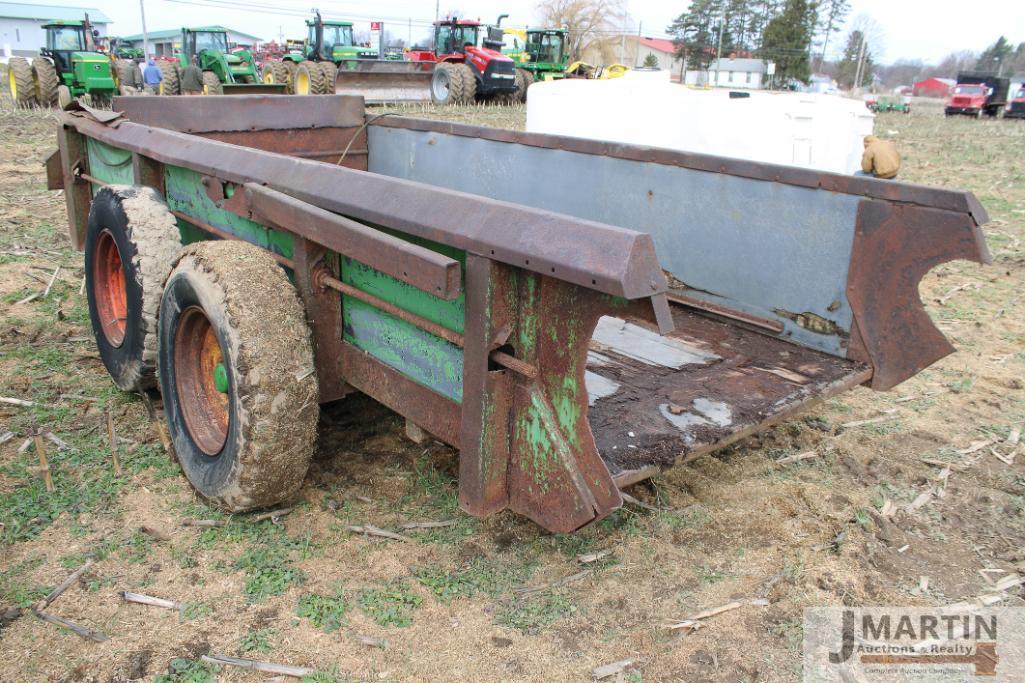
[913,77,956,98]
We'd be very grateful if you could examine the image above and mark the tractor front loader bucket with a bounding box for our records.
[334,60,434,104]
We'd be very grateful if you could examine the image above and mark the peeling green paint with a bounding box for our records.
[86,139,133,187]
[163,165,294,260]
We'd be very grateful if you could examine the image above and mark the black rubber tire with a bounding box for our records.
[85,186,182,391]
[317,61,337,94]
[201,70,222,95]
[158,61,180,95]
[261,61,288,86]
[283,60,299,93]
[454,63,477,103]
[294,60,324,95]
[158,240,319,511]
[8,57,36,108]
[32,58,59,107]
[514,68,533,102]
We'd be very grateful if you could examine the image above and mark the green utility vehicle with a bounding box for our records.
[159,27,285,95]
[7,17,116,108]
[501,27,569,101]
[262,12,378,94]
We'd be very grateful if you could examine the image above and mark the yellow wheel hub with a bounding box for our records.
[8,69,16,99]
[296,71,309,95]
[263,71,273,84]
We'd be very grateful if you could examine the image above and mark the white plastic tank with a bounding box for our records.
[526,71,875,175]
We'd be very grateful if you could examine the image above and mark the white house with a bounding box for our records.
[0,2,110,58]
[684,57,772,89]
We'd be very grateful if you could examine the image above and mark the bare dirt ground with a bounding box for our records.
[0,95,1022,683]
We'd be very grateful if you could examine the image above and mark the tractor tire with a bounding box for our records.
[32,58,59,107]
[158,61,180,95]
[317,61,337,94]
[261,61,288,86]
[85,186,183,391]
[514,68,533,102]
[454,63,477,103]
[293,61,324,95]
[57,85,72,109]
[158,240,319,511]
[201,71,222,95]
[8,57,36,108]
[283,60,299,93]
[431,62,475,105]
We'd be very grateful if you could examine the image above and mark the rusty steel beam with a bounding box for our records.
[60,115,669,303]
[113,94,364,134]
[666,291,785,333]
[241,183,461,300]
[170,210,295,270]
[57,125,91,251]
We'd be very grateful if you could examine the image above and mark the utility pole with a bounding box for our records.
[139,0,149,59]
[408,18,411,47]
[435,0,439,22]
[714,11,725,86]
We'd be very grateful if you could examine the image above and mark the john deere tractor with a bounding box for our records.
[7,16,116,108]
[515,28,569,96]
[261,12,378,95]
[159,27,284,95]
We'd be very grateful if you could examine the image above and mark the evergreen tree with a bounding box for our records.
[643,53,660,68]
[668,0,732,74]
[815,0,850,69]
[760,0,817,86]
[834,29,872,88]
[975,36,1014,75]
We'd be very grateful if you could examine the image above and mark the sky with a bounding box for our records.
[45,0,1025,64]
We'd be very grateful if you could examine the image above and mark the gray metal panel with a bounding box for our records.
[368,126,863,356]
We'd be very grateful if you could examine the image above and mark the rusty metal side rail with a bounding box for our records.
[59,115,667,303]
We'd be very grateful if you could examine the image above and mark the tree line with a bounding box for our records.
[667,0,849,86]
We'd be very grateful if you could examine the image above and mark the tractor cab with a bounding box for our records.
[178,27,264,89]
[183,28,231,62]
[434,20,482,58]
[305,13,376,63]
[525,29,567,67]
[42,20,94,73]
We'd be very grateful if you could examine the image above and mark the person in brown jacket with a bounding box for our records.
[859,135,901,179]
[181,55,204,95]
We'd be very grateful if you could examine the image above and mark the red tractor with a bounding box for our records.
[408,17,522,105]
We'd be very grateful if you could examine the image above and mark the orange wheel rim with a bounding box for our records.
[94,230,128,347]
[174,307,230,456]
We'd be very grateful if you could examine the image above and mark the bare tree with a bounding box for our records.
[537,0,629,62]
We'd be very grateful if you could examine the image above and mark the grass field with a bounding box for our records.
[0,95,1023,682]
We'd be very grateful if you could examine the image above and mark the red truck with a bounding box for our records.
[1005,84,1025,119]
[945,72,1009,118]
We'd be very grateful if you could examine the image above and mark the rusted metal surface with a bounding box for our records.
[334,61,434,104]
[666,291,785,333]
[587,304,872,478]
[199,128,368,170]
[56,124,91,251]
[45,149,62,190]
[132,153,164,193]
[113,95,365,134]
[220,83,288,95]
[339,342,461,448]
[506,275,623,532]
[61,114,669,302]
[240,183,461,300]
[292,240,351,404]
[458,254,516,517]
[372,116,986,215]
[846,200,992,391]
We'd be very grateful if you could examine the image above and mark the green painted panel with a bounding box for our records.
[343,299,463,402]
[340,233,466,401]
[86,139,134,188]
[163,165,294,260]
